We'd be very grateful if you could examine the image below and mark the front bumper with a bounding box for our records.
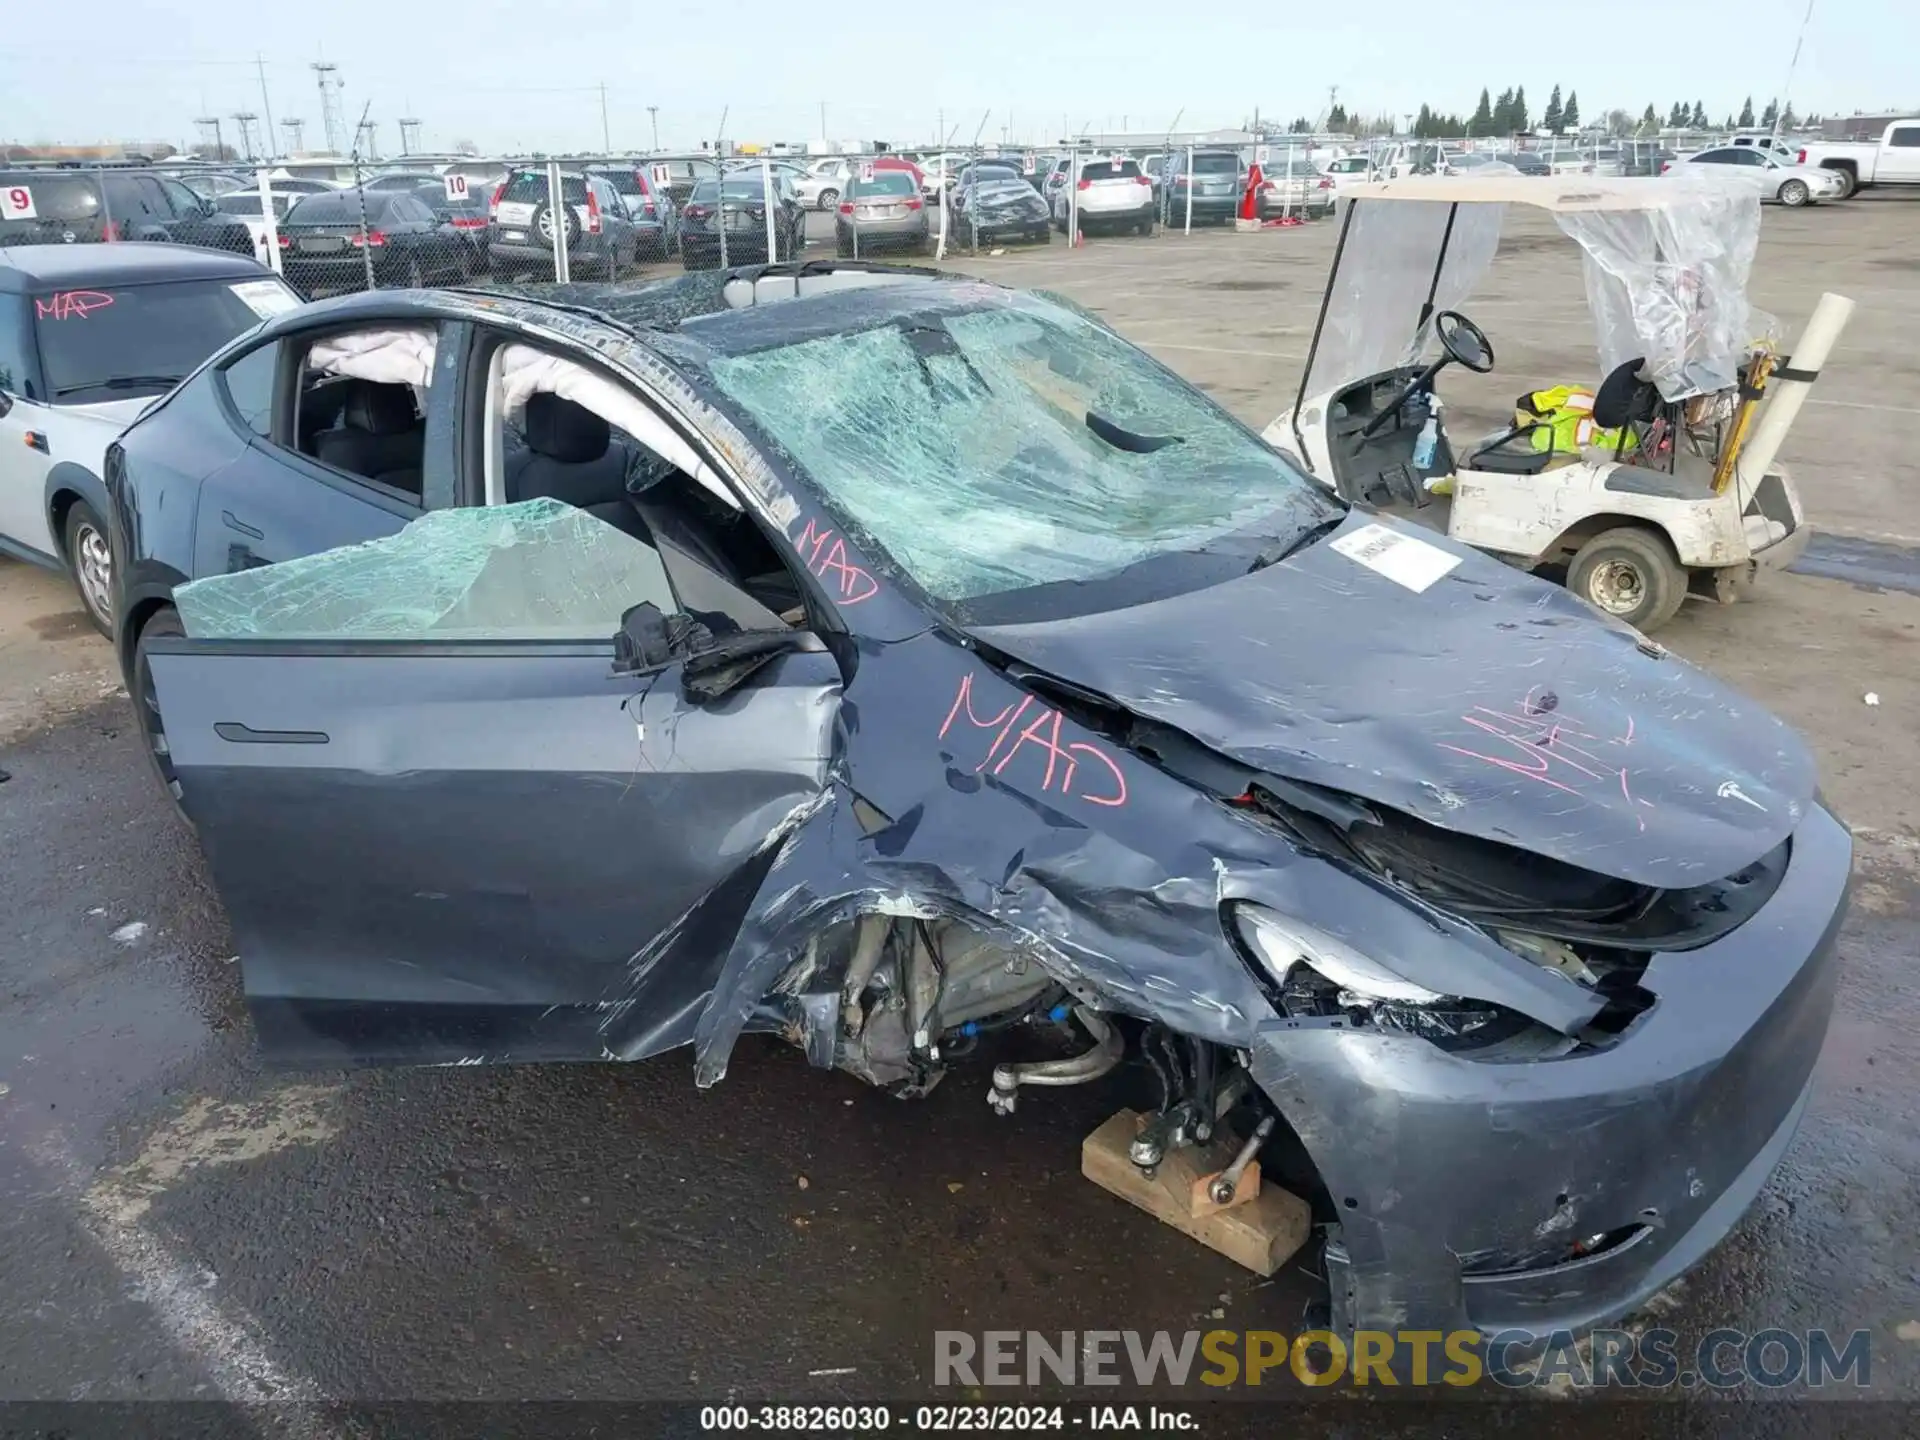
[1248,802,1851,1343]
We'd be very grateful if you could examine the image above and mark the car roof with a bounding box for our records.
[0,241,269,291]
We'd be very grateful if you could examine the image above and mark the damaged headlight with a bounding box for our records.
[1235,907,1441,1004]
[1232,905,1526,1051]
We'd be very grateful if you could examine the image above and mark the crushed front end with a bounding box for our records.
[1243,801,1850,1341]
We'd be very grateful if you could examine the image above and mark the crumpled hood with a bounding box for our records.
[974,516,1815,889]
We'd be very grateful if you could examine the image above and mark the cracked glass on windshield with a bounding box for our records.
[707,297,1333,606]
[174,498,676,641]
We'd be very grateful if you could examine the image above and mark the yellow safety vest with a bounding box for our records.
[1519,385,1628,456]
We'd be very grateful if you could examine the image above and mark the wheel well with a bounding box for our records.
[47,488,86,561]
[1821,159,1858,178]
[1545,514,1677,563]
[119,596,177,677]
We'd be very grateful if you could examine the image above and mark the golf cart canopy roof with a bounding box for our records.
[1302,170,1769,406]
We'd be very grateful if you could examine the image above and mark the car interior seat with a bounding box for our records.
[504,392,651,540]
[313,380,427,494]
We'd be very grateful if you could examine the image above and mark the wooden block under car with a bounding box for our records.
[1080,1109,1311,1276]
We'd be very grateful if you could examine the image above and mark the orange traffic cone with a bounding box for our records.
[1239,162,1263,222]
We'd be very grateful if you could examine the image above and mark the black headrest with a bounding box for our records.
[1592,357,1659,429]
[524,392,609,464]
[340,380,418,436]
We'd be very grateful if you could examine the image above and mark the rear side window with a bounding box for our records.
[1087,159,1142,179]
[1890,127,1920,148]
[219,341,278,437]
[1190,153,1240,174]
[849,170,917,197]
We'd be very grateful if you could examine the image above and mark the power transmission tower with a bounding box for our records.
[281,117,306,154]
[398,118,422,156]
[195,116,226,160]
[355,119,378,161]
[313,62,344,153]
[231,112,259,161]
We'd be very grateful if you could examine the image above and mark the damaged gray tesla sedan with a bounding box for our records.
[105,263,1850,1347]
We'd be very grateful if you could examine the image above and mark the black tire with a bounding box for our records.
[1567,527,1688,632]
[817,188,839,212]
[133,606,191,820]
[1136,212,1154,236]
[1826,166,1856,200]
[62,499,114,637]
[1778,179,1809,208]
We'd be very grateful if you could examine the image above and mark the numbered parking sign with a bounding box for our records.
[1254,145,1270,166]
[443,173,469,201]
[1023,151,1036,172]
[651,163,671,187]
[859,162,875,183]
[2,184,36,220]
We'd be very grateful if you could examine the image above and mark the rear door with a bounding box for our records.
[0,293,57,558]
[144,505,842,1067]
[1883,124,1920,182]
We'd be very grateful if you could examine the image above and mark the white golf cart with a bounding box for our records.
[1264,173,1853,630]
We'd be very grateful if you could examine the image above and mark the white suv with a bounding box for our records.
[0,244,299,632]
[1052,156,1156,236]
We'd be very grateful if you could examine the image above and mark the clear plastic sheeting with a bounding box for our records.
[709,298,1334,607]
[174,498,675,642]
[1552,171,1766,400]
[1301,199,1507,403]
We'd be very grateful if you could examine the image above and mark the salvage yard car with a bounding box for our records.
[102,263,1850,1355]
[0,242,298,631]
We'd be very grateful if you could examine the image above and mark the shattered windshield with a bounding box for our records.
[174,499,676,641]
[707,298,1335,610]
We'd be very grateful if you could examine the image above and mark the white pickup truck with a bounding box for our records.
[1795,118,1920,198]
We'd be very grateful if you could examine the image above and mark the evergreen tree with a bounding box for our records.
[1289,116,1311,134]
[1469,88,1493,136]
[1543,85,1564,135]
[1562,90,1580,130]
[1738,96,1755,127]
[1414,104,1434,139]
[1493,88,1516,132]
[1513,85,1530,133]
[1780,101,1799,128]
[1692,101,1708,127]
[1760,98,1779,128]
[1327,103,1349,130]
[1642,104,1660,130]
[1668,102,1687,128]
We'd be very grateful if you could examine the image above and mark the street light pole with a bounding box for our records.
[648,106,660,150]
[599,83,611,153]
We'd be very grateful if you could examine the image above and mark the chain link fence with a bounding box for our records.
[1,125,1789,299]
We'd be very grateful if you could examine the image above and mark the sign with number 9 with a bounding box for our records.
[4,185,36,219]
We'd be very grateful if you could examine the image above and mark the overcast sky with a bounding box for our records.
[3,0,1908,155]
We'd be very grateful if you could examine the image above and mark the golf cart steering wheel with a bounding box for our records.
[1435,310,1495,373]
[1357,309,1497,441]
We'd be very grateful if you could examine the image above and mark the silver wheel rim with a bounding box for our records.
[537,210,555,240]
[74,521,113,622]
[1589,558,1645,616]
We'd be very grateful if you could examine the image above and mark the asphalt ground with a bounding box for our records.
[1,191,1917,1433]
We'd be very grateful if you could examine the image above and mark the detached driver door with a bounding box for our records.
[145,502,840,1066]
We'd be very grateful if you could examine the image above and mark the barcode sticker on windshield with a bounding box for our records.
[1330,523,1461,592]
[230,280,301,319]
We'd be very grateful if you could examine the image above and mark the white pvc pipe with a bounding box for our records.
[255,166,281,273]
[547,159,570,282]
[761,155,777,259]
[1183,144,1193,235]
[1735,291,1854,490]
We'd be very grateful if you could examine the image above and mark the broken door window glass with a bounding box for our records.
[174,498,678,641]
